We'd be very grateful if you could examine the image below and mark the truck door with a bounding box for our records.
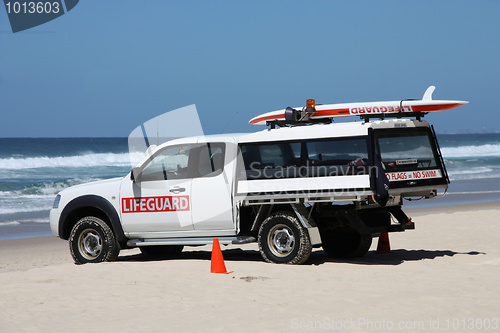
[190,141,235,232]
[120,144,194,235]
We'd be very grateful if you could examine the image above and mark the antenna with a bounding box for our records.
[222,112,238,133]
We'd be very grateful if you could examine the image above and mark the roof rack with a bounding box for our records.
[266,107,429,129]
[359,111,429,123]
[266,117,332,129]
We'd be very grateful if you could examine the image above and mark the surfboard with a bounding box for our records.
[249,86,468,125]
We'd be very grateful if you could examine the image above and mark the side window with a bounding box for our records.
[260,144,284,167]
[140,145,191,181]
[306,139,368,166]
[240,137,368,179]
[196,143,225,177]
[242,142,297,169]
[304,138,368,177]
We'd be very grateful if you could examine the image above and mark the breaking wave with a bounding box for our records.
[441,144,500,158]
[0,153,133,170]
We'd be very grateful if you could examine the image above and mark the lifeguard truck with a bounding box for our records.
[50,86,467,264]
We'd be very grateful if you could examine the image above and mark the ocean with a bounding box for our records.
[1,134,500,240]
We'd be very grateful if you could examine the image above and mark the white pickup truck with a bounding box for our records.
[50,115,450,265]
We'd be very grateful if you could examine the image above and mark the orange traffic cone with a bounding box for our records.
[210,238,233,274]
[376,232,391,253]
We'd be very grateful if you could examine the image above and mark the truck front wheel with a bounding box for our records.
[69,216,120,264]
[258,211,312,264]
[321,227,372,258]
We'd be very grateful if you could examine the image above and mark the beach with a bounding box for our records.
[1,201,498,332]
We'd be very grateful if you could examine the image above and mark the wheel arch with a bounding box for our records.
[249,203,318,231]
[248,203,321,246]
[249,203,293,233]
[59,195,127,246]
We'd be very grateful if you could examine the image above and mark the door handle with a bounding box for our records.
[169,186,186,193]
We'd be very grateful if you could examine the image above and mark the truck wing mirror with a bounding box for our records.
[131,167,141,182]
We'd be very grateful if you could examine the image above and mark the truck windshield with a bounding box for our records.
[375,128,439,171]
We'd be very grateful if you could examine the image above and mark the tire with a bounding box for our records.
[258,211,312,264]
[321,227,372,259]
[140,245,184,257]
[69,216,120,265]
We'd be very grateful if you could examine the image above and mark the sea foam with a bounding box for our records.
[441,144,500,158]
[0,153,133,169]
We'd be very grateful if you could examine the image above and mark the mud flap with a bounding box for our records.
[291,203,322,246]
[307,227,322,246]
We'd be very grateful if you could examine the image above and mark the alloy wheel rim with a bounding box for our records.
[268,224,295,257]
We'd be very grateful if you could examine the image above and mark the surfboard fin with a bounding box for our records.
[423,86,435,100]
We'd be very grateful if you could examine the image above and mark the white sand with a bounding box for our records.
[1,202,499,332]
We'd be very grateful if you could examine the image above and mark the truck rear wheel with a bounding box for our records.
[69,216,120,265]
[140,245,184,257]
[321,227,372,259]
[258,211,312,264]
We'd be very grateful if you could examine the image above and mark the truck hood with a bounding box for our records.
[58,177,123,197]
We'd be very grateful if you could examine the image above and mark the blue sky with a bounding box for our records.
[1,0,499,137]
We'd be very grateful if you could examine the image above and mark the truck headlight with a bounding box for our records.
[53,194,61,209]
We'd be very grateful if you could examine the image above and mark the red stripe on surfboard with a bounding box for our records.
[411,103,466,112]
[249,114,282,124]
[314,108,350,117]
[248,108,350,124]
